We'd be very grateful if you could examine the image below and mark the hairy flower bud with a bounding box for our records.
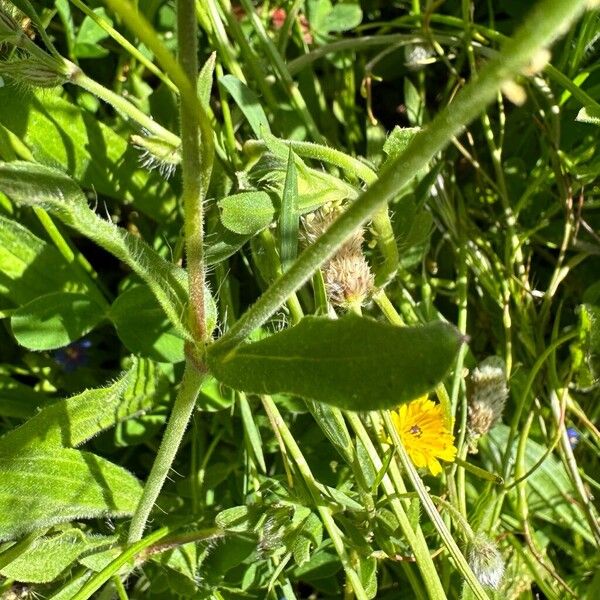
[467,356,508,451]
[131,134,181,178]
[468,535,505,589]
[0,56,69,88]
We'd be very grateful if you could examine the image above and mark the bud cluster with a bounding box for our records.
[302,207,374,309]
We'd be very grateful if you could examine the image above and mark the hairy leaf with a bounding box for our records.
[218,191,275,235]
[208,315,462,410]
[0,357,163,451]
[0,447,141,540]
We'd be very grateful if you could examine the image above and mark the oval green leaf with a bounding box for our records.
[207,315,462,411]
[11,291,105,351]
[218,191,275,235]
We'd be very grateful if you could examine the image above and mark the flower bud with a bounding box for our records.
[131,134,181,179]
[468,534,505,589]
[0,56,69,88]
[467,356,508,450]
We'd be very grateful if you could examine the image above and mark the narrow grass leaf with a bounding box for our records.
[219,74,270,137]
[279,145,299,271]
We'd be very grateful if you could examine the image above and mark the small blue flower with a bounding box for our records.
[53,338,92,372]
[567,427,580,449]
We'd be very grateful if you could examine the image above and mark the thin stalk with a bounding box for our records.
[381,411,489,600]
[68,68,180,146]
[345,411,448,598]
[128,364,206,542]
[261,396,369,600]
[211,0,589,355]
[72,527,170,600]
[68,0,177,92]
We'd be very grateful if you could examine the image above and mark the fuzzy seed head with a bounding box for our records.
[302,207,373,308]
[325,251,374,307]
[468,356,508,439]
[468,535,505,589]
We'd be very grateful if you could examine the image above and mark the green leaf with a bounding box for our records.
[11,291,104,351]
[239,393,266,472]
[0,375,53,419]
[0,447,141,541]
[198,52,216,111]
[110,284,185,363]
[73,8,112,58]
[0,161,198,338]
[0,88,176,220]
[219,75,270,138]
[324,3,362,32]
[208,315,462,411]
[279,145,299,271]
[218,191,276,235]
[383,126,421,163]
[0,205,91,307]
[0,528,112,583]
[196,375,235,412]
[0,357,162,451]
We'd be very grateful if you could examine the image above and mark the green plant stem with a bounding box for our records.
[381,411,490,599]
[68,68,180,146]
[177,0,209,342]
[237,0,325,144]
[128,364,206,542]
[345,412,448,598]
[261,396,369,600]
[211,0,589,355]
[68,0,177,92]
[72,527,169,600]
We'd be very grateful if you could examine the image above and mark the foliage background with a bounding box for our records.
[0,0,599,598]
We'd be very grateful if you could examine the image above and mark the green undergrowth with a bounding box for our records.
[0,0,599,598]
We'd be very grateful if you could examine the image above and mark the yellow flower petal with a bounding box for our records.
[391,396,457,476]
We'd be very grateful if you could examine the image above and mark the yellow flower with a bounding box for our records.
[390,396,457,476]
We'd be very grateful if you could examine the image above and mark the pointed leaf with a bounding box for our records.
[219,75,270,138]
[0,357,162,451]
[208,315,462,411]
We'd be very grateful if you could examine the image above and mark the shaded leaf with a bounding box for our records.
[0,88,176,220]
[11,291,105,350]
[110,284,185,363]
[208,315,462,411]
